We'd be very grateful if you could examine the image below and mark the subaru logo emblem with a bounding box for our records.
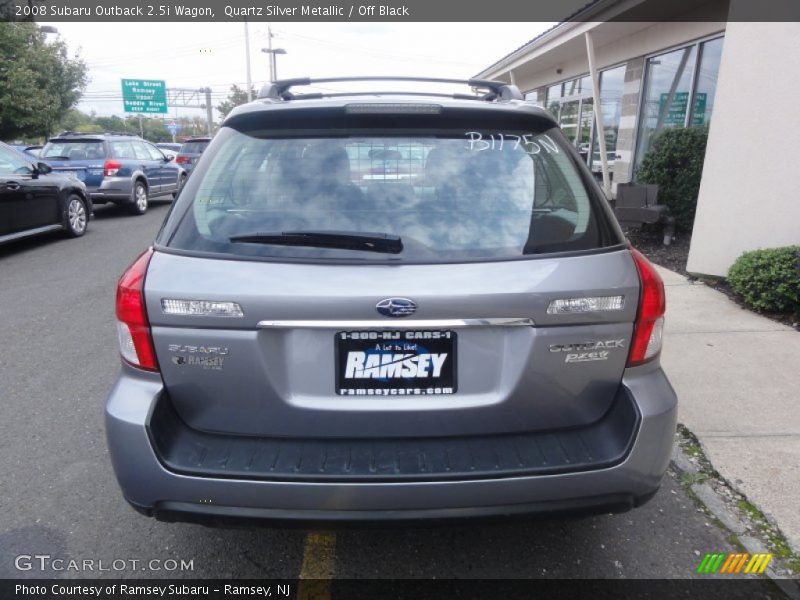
[376,298,417,318]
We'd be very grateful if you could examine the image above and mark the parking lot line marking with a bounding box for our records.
[297,530,336,600]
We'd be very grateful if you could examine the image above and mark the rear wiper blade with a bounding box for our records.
[42,156,70,160]
[229,230,403,254]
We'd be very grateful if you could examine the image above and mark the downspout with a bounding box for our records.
[585,31,611,198]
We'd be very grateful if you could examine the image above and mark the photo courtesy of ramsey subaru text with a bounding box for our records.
[105,76,676,524]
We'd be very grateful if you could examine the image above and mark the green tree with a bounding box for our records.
[59,108,102,133]
[217,84,256,120]
[0,22,87,140]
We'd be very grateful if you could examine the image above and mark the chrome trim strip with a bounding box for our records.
[256,318,535,329]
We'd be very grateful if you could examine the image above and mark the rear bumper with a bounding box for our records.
[105,363,677,523]
[88,177,133,203]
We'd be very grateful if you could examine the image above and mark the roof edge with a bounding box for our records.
[473,0,642,80]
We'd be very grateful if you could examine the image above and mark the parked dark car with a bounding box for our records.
[0,141,91,245]
[39,132,187,215]
[175,137,211,173]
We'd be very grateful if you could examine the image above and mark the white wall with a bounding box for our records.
[687,20,800,276]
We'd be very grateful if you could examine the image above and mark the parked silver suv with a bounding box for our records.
[106,77,676,524]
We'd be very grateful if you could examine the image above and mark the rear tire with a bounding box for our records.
[129,181,148,215]
[173,173,187,199]
[63,194,88,237]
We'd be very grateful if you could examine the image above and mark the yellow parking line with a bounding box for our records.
[297,531,336,600]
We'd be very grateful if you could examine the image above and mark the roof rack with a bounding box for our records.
[256,76,523,102]
[54,131,139,138]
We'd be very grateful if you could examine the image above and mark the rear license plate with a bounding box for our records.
[336,330,457,396]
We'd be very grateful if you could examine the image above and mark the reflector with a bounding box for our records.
[547,296,624,315]
[161,299,244,317]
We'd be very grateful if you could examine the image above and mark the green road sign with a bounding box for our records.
[659,92,707,126]
[121,79,167,114]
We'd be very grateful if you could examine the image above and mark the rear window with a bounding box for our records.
[180,140,209,154]
[0,144,33,175]
[41,140,105,161]
[165,127,616,263]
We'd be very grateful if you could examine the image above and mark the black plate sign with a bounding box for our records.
[336,330,457,396]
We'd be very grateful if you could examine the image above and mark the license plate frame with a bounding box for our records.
[335,330,457,396]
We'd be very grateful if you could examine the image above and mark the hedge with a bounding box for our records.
[727,246,800,315]
[635,126,709,232]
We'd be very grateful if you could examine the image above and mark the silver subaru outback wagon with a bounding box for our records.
[106,77,676,524]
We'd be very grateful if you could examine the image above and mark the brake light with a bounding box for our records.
[627,248,666,367]
[175,155,189,164]
[116,247,158,371]
[104,159,121,176]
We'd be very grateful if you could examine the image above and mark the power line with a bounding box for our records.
[271,28,475,67]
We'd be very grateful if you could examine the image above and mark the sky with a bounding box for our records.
[37,22,554,121]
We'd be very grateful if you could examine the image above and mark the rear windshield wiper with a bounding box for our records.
[229,230,403,254]
[42,156,70,160]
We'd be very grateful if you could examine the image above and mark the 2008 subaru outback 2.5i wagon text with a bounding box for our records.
[106,76,676,524]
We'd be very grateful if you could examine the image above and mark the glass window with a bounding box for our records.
[635,38,723,168]
[166,127,610,262]
[0,145,32,175]
[524,89,543,106]
[180,140,210,154]
[636,45,698,166]
[590,65,625,172]
[578,75,593,96]
[546,83,562,118]
[691,37,724,127]
[577,97,594,160]
[133,142,153,161]
[144,143,165,161]
[558,100,580,143]
[110,141,137,159]
[41,140,104,161]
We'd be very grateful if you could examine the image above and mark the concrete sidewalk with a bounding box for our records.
[657,266,800,552]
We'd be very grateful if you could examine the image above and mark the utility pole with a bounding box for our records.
[205,88,213,136]
[244,20,253,102]
[267,23,274,82]
[261,25,287,83]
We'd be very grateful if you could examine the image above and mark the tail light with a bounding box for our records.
[627,248,666,367]
[175,155,189,164]
[116,248,158,371]
[104,159,121,176]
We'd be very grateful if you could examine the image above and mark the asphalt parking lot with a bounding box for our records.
[0,201,776,583]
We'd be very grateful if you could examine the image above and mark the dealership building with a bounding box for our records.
[476,0,800,276]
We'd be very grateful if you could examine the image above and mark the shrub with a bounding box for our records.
[635,126,709,232]
[727,246,800,315]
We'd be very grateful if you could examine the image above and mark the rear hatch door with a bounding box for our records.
[40,139,106,188]
[146,250,638,438]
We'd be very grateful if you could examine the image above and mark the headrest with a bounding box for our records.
[303,143,351,186]
[424,146,464,187]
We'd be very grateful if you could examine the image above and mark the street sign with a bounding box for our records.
[166,122,181,136]
[121,79,168,114]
